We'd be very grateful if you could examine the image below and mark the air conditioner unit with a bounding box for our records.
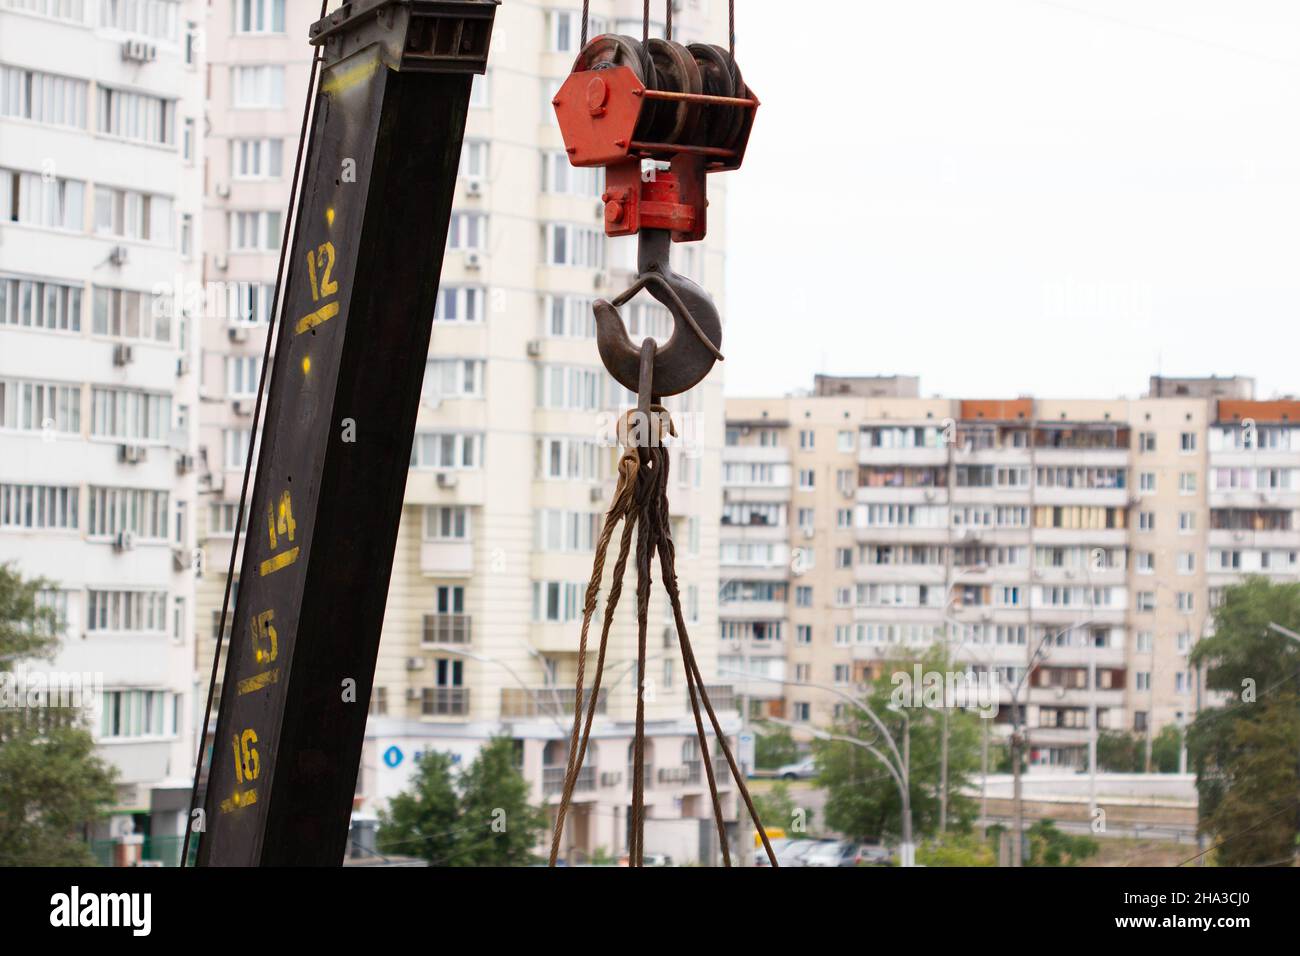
[406,688,422,701]
[436,472,459,489]
[464,251,483,270]
[526,339,542,358]
[215,182,231,199]
[227,325,249,343]
[175,453,194,476]
[213,254,229,272]
[117,444,147,464]
[593,271,607,289]
[233,398,254,417]
[589,485,604,503]
[108,246,129,267]
[112,343,134,367]
[113,530,136,552]
[466,176,483,197]
[121,39,157,63]
[406,657,425,671]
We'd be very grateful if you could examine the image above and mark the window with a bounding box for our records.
[836,508,852,529]
[837,430,854,452]
[835,547,852,569]
[230,137,283,179]
[434,285,485,324]
[92,287,171,342]
[99,689,172,738]
[423,358,484,400]
[1138,472,1155,492]
[209,502,239,535]
[97,87,176,145]
[447,211,487,251]
[1179,432,1197,452]
[224,281,274,325]
[543,223,603,267]
[798,469,815,490]
[547,9,607,51]
[1176,552,1195,574]
[542,293,596,337]
[90,387,172,441]
[230,65,285,108]
[0,65,88,128]
[1179,472,1197,494]
[226,356,262,397]
[229,210,281,251]
[1136,551,1153,573]
[533,580,582,623]
[1176,591,1194,612]
[0,275,82,332]
[536,365,604,411]
[1178,511,1196,533]
[535,436,603,481]
[87,589,168,634]
[1,168,85,230]
[1135,631,1153,653]
[541,150,603,196]
[1138,511,1154,532]
[1135,672,1151,691]
[234,0,285,33]
[793,702,810,722]
[93,185,172,243]
[411,431,482,469]
[223,428,251,469]
[0,378,81,433]
[87,486,169,539]
[1139,432,1156,452]
[535,509,598,552]
[0,483,79,529]
[799,429,814,449]
[1137,591,1155,612]
[469,71,488,108]
[795,625,812,645]
[101,0,179,39]
[179,212,193,258]
[4,0,87,24]
[1177,631,1192,653]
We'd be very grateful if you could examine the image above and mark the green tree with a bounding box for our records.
[1095,730,1142,772]
[1026,819,1098,866]
[1150,724,1182,774]
[0,563,117,866]
[453,736,545,866]
[752,781,813,836]
[376,736,545,866]
[1188,577,1300,866]
[754,725,799,770]
[816,646,981,843]
[917,832,996,867]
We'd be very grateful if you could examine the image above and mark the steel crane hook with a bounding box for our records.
[593,229,724,397]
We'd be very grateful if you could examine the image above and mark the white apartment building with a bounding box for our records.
[0,0,204,862]
[195,0,741,863]
[722,377,1287,772]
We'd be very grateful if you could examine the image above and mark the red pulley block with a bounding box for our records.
[552,36,759,242]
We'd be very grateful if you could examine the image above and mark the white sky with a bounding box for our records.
[723,0,1300,399]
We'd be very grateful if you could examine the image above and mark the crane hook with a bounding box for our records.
[594,228,724,397]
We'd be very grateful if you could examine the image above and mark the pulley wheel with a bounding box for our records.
[638,38,703,146]
[573,34,654,88]
[687,42,744,149]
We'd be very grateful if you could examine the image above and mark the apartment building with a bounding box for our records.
[0,0,204,860]
[722,376,1285,770]
[194,0,740,862]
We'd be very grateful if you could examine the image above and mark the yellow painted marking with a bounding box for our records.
[259,546,299,576]
[321,56,381,95]
[238,668,280,696]
[220,788,258,814]
[302,355,311,374]
[326,207,335,227]
[294,301,338,334]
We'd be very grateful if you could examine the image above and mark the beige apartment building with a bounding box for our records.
[195,0,741,863]
[723,374,1290,770]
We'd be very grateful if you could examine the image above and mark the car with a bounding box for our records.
[801,840,849,868]
[835,843,891,866]
[775,756,817,781]
[775,840,820,867]
[754,836,792,866]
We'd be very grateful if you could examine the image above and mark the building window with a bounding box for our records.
[543,222,603,267]
[1137,591,1155,612]
[799,429,814,449]
[226,355,262,397]
[93,186,173,243]
[423,358,484,400]
[0,378,81,434]
[1,168,85,230]
[448,211,488,251]
[0,275,82,332]
[229,210,282,251]
[1138,472,1155,492]
[1179,472,1197,494]
[1178,511,1196,533]
[90,387,172,441]
[533,580,581,623]
[230,137,283,179]
[541,151,603,197]
[425,505,470,541]
[100,689,173,738]
[233,0,285,33]
[92,287,171,342]
[434,285,485,324]
[88,590,168,634]
[223,428,251,469]
[798,469,815,490]
[87,487,169,539]
[1139,432,1156,452]
[101,0,179,40]
[230,65,285,108]
[535,436,604,481]
[792,702,810,722]
[411,431,482,470]
[0,483,79,530]
[1138,511,1154,532]
[0,65,88,128]
[535,365,604,411]
[97,87,176,145]
[1180,431,1197,452]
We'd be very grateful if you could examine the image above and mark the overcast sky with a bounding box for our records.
[722,0,1300,399]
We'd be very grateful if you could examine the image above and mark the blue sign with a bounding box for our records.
[383,745,403,768]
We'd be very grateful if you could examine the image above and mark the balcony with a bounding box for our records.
[419,539,473,577]
[420,687,470,717]
[701,684,736,712]
[500,686,607,719]
[421,613,471,645]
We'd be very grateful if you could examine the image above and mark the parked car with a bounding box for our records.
[775,840,820,867]
[754,837,792,867]
[775,756,817,781]
[835,843,892,866]
[802,840,850,867]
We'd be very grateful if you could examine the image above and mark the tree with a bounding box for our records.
[1188,577,1300,866]
[1150,724,1182,774]
[754,725,799,770]
[752,781,813,836]
[376,736,545,866]
[917,832,996,867]
[1095,730,1142,772]
[816,646,981,843]
[0,563,117,866]
[453,736,545,866]
[1026,819,1098,866]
